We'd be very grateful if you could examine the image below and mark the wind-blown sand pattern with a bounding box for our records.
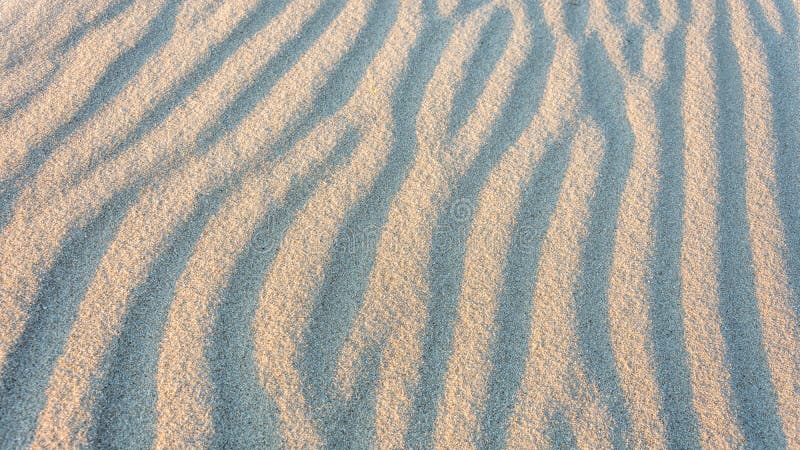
[1,0,799,447]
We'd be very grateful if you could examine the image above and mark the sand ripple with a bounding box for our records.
[1,0,799,447]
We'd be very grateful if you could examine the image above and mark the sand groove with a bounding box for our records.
[1,0,799,447]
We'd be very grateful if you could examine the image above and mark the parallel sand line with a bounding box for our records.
[155,4,419,433]
[680,0,744,445]
[25,0,388,446]
[12,0,267,198]
[159,0,399,444]
[0,0,332,375]
[0,0,175,373]
[725,0,800,442]
[252,123,390,449]
[334,1,530,446]
[252,2,421,448]
[587,0,679,445]
[0,0,114,61]
[433,0,585,443]
[0,0,268,238]
[505,123,611,450]
[155,1,420,445]
[0,0,123,114]
[603,81,665,450]
[155,120,353,449]
[0,0,171,184]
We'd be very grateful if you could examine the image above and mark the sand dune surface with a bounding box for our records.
[1,0,799,447]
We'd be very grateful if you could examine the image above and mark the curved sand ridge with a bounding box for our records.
[1,0,799,447]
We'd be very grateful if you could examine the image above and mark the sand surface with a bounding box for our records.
[1,0,799,447]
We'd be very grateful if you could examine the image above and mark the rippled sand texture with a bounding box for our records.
[1,0,799,447]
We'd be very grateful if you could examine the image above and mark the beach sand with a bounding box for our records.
[1,0,798,447]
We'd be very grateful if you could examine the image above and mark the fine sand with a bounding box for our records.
[1,0,799,447]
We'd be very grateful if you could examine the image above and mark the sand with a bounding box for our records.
[0,0,798,447]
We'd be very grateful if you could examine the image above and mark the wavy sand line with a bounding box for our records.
[0,0,332,381]
[726,0,800,441]
[31,2,381,446]
[680,0,743,444]
[434,1,583,441]
[335,3,530,446]
[0,0,170,184]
